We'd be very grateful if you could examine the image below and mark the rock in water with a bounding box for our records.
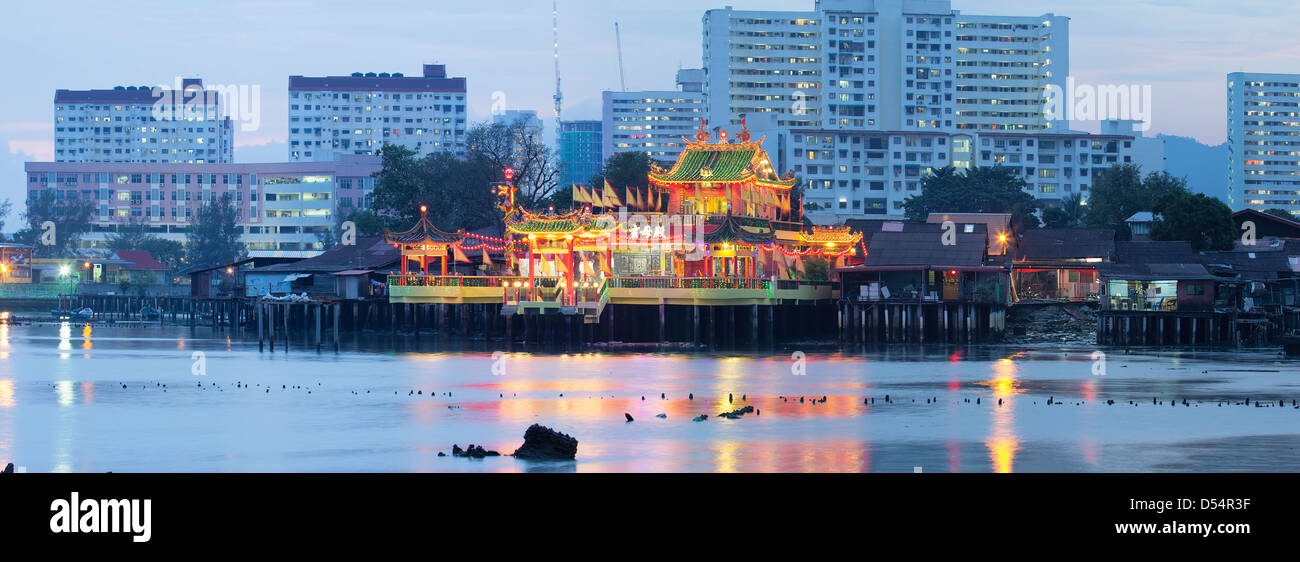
[717,405,755,419]
[655,413,667,419]
[692,415,709,422]
[625,413,634,422]
[512,424,578,461]
[2,463,12,474]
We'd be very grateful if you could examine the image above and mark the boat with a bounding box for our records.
[51,307,94,321]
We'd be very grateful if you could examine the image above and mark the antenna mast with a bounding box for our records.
[615,22,627,92]
[553,0,563,136]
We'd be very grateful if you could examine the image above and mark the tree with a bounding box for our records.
[1085,165,1187,238]
[344,209,386,237]
[18,192,94,258]
[1042,192,1087,228]
[1151,190,1235,251]
[369,144,502,232]
[466,118,559,210]
[903,166,1040,232]
[589,151,655,195]
[185,193,245,267]
[1263,208,1297,221]
[0,199,12,240]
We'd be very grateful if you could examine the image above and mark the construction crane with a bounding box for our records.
[614,22,627,92]
[553,0,563,137]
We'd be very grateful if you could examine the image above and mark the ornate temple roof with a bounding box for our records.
[384,212,464,246]
[504,208,618,237]
[648,119,796,190]
[797,225,863,246]
[701,215,776,245]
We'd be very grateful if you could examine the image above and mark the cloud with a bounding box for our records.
[7,140,53,162]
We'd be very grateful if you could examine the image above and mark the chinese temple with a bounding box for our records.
[386,118,858,344]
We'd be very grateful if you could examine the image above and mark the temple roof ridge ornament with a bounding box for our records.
[695,118,711,143]
[736,115,752,144]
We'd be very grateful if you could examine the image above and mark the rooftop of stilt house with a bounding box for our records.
[383,207,465,246]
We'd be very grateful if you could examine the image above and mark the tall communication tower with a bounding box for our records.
[552,0,563,138]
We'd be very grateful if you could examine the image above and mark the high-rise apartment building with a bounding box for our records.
[288,64,467,162]
[601,70,707,164]
[1228,72,1300,214]
[560,120,603,187]
[954,13,1069,132]
[24,155,380,258]
[702,1,1068,132]
[54,78,234,163]
[791,128,1139,223]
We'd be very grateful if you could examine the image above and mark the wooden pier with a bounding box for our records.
[840,300,1007,344]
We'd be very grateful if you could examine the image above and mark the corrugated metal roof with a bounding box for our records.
[1017,229,1116,261]
[862,231,987,268]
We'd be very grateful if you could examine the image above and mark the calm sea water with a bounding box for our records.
[0,321,1296,473]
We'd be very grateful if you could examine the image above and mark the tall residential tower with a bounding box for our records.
[1228,72,1300,214]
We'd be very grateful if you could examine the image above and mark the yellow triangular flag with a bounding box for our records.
[604,180,623,207]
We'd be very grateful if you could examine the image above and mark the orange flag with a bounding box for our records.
[481,248,491,266]
[453,245,471,263]
[603,179,623,207]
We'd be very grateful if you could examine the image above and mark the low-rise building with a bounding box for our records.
[23,155,380,259]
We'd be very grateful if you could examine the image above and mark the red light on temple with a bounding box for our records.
[504,168,515,181]
[420,205,428,213]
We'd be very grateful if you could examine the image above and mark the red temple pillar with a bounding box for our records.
[528,240,537,301]
[566,239,575,305]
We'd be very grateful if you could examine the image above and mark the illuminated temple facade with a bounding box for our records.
[387,119,861,315]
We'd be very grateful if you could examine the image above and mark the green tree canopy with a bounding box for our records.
[1150,190,1235,251]
[1084,164,1187,238]
[1041,192,1087,229]
[17,192,94,258]
[185,193,245,268]
[1263,208,1297,221]
[369,144,502,232]
[589,151,655,194]
[903,166,1040,232]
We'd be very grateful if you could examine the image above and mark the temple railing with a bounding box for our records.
[608,276,771,291]
[389,275,521,288]
[387,274,835,304]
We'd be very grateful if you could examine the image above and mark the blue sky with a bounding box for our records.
[2,0,1297,211]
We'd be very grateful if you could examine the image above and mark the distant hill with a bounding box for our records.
[1159,134,1228,204]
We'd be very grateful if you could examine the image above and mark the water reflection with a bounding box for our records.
[0,380,14,408]
[983,357,1024,473]
[0,322,1292,472]
[58,322,71,357]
